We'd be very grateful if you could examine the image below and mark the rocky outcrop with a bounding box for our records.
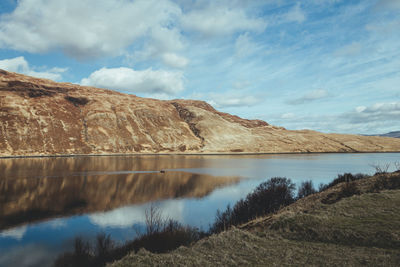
[1,69,400,156]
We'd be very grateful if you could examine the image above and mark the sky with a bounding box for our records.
[0,0,399,135]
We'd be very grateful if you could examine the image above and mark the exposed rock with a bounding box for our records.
[1,69,400,156]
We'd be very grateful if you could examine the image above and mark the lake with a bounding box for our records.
[0,153,399,267]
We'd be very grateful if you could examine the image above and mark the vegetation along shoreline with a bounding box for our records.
[54,165,400,267]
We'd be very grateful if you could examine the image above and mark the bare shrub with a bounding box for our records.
[144,204,164,235]
[297,180,317,199]
[394,162,400,172]
[210,177,296,233]
[372,173,400,192]
[54,205,204,267]
[319,173,369,192]
[54,237,91,267]
[370,163,391,175]
[94,233,115,265]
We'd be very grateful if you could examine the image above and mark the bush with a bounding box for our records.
[370,163,391,175]
[371,174,400,192]
[54,206,205,267]
[394,162,400,173]
[297,180,317,199]
[54,237,92,267]
[319,173,368,192]
[321,180,361,205]
[210,177,296,233]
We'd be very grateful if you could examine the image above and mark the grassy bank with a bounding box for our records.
[110,172,400,266]
[54,170,400,266]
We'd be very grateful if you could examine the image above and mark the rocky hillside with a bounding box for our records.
[1,70,400,156]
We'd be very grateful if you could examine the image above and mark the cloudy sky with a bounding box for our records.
[0,0,399,134]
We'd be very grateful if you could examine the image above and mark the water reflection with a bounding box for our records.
[1,153,399,267]
[0,155,213,180]
[0,170,239,231]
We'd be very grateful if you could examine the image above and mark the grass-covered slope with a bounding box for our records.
[110,173,400,266]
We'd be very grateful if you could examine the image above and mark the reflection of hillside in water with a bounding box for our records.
[0,157,240,230]
[0,155,215,179]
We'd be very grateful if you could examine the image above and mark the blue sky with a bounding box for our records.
[0,0,399,134]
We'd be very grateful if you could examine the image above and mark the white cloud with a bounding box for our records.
[281,112,296,119]
[282,2,306,23]
[287,89,331,105]
[89,200,184,228]
[0,0,182,60]
[234,33,262,58]
[81,67,184,95]
[208,93,264,108]
[128,27,188,68]
[45,218,67,229]
[270,102,400,134]
[0,243,53,267]
[181,4,267,36]
[345,102,400,123]
[0,56,67,80]
[0,226,27,240]
[161,53,189,69]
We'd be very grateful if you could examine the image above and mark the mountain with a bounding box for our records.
[375,131,400,138]
[1,69,400,156]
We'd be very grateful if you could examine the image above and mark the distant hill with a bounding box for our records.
[365,131,400,138]
[2,69,400,156]
[378,131,400,138]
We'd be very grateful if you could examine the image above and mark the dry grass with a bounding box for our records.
[110,173,400,267]
[111,227,399,266]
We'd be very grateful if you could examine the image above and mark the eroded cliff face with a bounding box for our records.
[1,69,400,156]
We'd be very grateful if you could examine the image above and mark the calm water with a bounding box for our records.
[0,153,399,267]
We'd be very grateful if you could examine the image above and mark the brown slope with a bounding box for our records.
[1,69,400,156]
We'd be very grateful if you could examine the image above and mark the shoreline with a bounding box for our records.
[1,150,400,159]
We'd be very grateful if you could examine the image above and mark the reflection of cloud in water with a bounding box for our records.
[45,218,67,229]
[0,225,27,240]
[1,169,239,230]
[0,243,55,267]
[89,200,184,228]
